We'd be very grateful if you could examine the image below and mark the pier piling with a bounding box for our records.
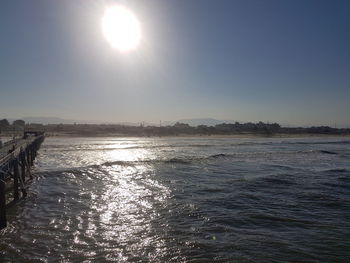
[13,160,19,201]
[0,171,6,229]
[0,132,44,229]
[20,152,26,182]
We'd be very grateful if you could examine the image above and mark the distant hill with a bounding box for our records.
[176,118,235,127]
[11,117,345,128]
[7,117,142,126]
[23,117,77,124]
[9,117,236,127]
[7,117,100,125]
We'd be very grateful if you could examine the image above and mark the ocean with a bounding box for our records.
[1,136,349,262]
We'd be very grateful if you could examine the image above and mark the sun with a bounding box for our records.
[101,5,141,52]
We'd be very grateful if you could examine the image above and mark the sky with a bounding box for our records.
[1,0,349,127]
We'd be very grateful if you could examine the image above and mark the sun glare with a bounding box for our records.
[101,5,141,52]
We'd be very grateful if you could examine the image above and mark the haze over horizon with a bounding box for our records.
[1,0,349,127]
[1,116,349,129]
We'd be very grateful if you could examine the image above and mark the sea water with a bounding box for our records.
[1,136,349,262]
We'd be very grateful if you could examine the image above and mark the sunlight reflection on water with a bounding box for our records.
[66,144,172,261]
[107,144,155,162]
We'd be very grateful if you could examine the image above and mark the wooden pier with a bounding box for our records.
[0,132,45,229]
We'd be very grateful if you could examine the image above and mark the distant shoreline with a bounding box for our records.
[43,132,350,139]
[2,121,350,139]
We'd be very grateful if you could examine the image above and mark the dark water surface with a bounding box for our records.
[1,137,350,262]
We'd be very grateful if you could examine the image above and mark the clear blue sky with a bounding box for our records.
[1,0,349,126]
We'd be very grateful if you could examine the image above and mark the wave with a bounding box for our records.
[45,139,350,153]
[38,148,344,175]
[37,154,233,174]
[209,153,231,158]
[319,150,338,155]
[322,168,348,173]
[264,164,298,171]
[290,140,350,145]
